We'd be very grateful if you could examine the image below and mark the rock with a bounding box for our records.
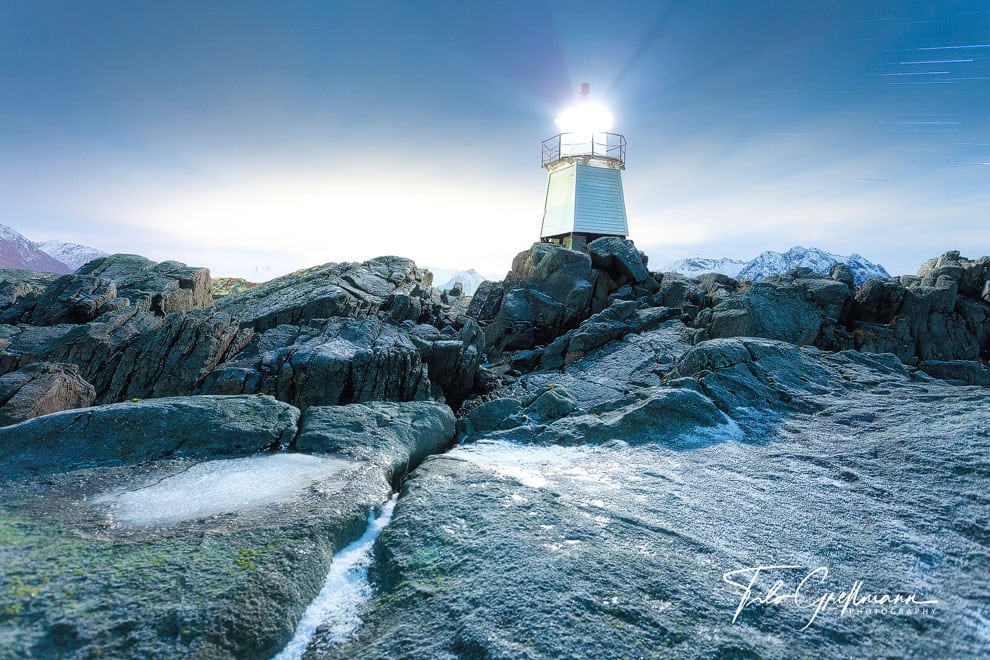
[830,262,855,288]
[0,269,61,312]
[0,362,96,426]
[916,360,990,386]
[407,321,484,408]
[695,276,851,346]
[521,385,577,422]
[217,256,431,331]
[0,395,452,658]
[77,254,212,314]
[1,274,118,325]
[0,395,299,478]
[587,237,649,284]
[211,276,257,298]
[530,387,733,447]
[294,400,455,478]
[203,316,484,408]
[4,307,251,404]
[672,337,839,413]
[564,299,638,359]
[203,316,435,409]
[654,273,705,312]
[847,258,990,362]
[489,243,597,351]
[466,280,504,322]
[337,355,988,660]
[461,398,523,436]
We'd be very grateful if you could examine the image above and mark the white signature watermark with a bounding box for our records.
[723,565,938,630]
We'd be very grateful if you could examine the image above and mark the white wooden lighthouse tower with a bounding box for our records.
[540,83,628,251]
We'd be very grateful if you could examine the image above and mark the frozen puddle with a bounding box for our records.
[92,453,355,526]
[274,495,398,659]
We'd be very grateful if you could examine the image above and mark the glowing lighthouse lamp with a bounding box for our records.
[540,83,628,251]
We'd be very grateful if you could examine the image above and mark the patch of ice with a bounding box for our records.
[92,453,355,526]
[274,495,398,659]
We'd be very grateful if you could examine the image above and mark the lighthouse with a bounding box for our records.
[540,83,628,251]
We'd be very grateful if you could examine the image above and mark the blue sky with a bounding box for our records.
[1,1,987,279]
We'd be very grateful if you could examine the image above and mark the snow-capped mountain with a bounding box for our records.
[0,225,73,273]
[663,246,889,286]
[35,240,108,271]
[663,257,747,279]
[737,247,889,285]
[435,269,487,296]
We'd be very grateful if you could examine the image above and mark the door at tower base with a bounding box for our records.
[541,161,628,241]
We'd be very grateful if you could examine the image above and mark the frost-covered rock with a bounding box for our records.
[0,394,300,478]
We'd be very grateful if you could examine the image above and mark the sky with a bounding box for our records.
[0,0,987,280]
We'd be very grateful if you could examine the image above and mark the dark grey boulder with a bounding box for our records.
[830,262,855,288]
[294,400,455,480]
[203,316,441,409]
[489,243,597,351]
[1,274,118,325]
[76,254,212,315]
[460,398,523,436]
[847,256,990,363]
[0,269,60,312]
[587,237,649,284]
[695,276,851,346]
[465,280,504,322]
[4,307,251,404]
[917,359,990,386]
[521,384,577,422]
[0,362,96,426]
[532,387,732,447]
[0,394,300,478]
[217,256,432,331]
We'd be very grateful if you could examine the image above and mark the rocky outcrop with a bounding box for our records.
[204,316,431,408]
[844,251,990,362]
[917,359,990,386]
[587,237,649,284]
[0,398,456,659]
[2,274,119,325]
[295,400,456,481]
[2,307,250,406]
[487,243,598,351]
[470,241,664,355]
[694,269,853,346]
[1,254,484,416]
[0,269,60,312]
[216,256,437,331]
[0,362,95,425]
[0,394,299,478]
[77,254,213,314]
[687,252,990,366]
[203,314,482,410]
[212,276,257,298]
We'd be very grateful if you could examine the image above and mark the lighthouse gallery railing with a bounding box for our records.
[541,132,626,168]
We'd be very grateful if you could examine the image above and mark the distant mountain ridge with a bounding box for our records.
[436,269,487,296]
[662,257,747,279]
[665,246,889,286]
[35,240,108,271]
[0,224,106,273]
